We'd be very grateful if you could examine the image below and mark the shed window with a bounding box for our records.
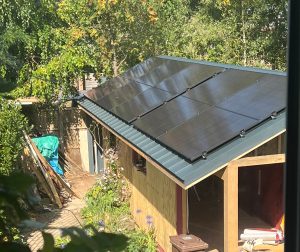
[132,150,146,174]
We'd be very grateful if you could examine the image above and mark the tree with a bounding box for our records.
[0,99,29,175]
[7,0,188,102]
[177,0,287,70]
[0,0,288,102]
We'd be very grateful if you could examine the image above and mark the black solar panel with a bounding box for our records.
[157,107,258,161]
[121,57,165,80]
[85,76,133,102]
[134,59,190,86]
[133,60,223,94]
[133,96,211,138]
[217,74,287,120]
[84,57,287,162]
[91,81,150,110]
[111,87,174,122]
[183,69,265,105]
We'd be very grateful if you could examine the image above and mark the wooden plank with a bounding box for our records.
[30,139,62,188]
[23,147,56,204]
[224,161,238,252]
[181,189,188,234]
[176,185,183,234]
[24,133,63,208]
[79,107,186,188]
[30,139,80,199]
[237,154,285,167]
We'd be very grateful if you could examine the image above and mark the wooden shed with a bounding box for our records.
[76,56,286,252]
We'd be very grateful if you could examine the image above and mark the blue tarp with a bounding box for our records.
[32,135,64,175]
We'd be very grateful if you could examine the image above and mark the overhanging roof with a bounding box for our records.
[77,97,285,189]
[76,56,287,189]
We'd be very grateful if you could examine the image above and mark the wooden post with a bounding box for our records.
[176,185,183,234]
[224,161,238,252]
[102,127,110,151]
[182,189,188,234]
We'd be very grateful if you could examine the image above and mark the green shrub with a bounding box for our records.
[127,229,156,252]
[81,148,157,251]
[0,99,29,175]
[0,172,34,243]
[81,148,130,230]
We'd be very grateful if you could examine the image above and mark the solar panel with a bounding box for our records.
[134,59,190,86]
[134,60,223,95]
[111,87,174,122]
[157,107,258,161]
[91,81,150,110]
[217,74,287,120]
[85,76,134,102]
[133,96,210,138]
[183,69,265,105]
[84,57,287,162]
[121,57,165,80]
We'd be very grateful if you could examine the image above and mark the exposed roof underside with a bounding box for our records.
[76,56,287,189]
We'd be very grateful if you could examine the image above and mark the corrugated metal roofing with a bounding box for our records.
[84,56,286,163]
[77,56,287,188]
[77,97,285,189]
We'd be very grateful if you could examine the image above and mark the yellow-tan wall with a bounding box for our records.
[118,141,177,252]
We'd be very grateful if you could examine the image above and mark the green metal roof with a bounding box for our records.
[159,55,286,76]
[77,56,286,189]
[77,97,285,189]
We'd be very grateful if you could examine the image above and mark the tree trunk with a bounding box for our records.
[112,48,118,77]
[241,0,247,66]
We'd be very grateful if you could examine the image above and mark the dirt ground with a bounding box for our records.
[23,171,98,252]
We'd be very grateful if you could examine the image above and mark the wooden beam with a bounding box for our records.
[215,169,226,181]
[24,133,63,208]
[182,188,188,234]
[224,161,238,252]
[176,185,183,234]
[23,147,56,204]
[237,154,285,167]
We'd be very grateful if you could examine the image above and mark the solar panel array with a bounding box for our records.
[85,57,287,162]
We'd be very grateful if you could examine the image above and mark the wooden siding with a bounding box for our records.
[118,141,177,252]
[22,106,85,169]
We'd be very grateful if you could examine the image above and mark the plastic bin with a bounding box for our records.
[170,234,208,252]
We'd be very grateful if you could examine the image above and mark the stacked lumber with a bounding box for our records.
[23,132,79,208]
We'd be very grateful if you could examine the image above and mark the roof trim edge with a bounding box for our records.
[158,56,286,76]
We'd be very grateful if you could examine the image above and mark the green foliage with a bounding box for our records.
[81,149,156,251]
[55,236,71,248]
[126,229,156,252]
[0,0,289,100]
[0,99,29,175]
[0,170,141,252]
[48,226,129,252]
[81,149,130,231]
[0,0,288,101]
[184,0,288,69]
[1,0,189,102]
[0,172,34,242]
